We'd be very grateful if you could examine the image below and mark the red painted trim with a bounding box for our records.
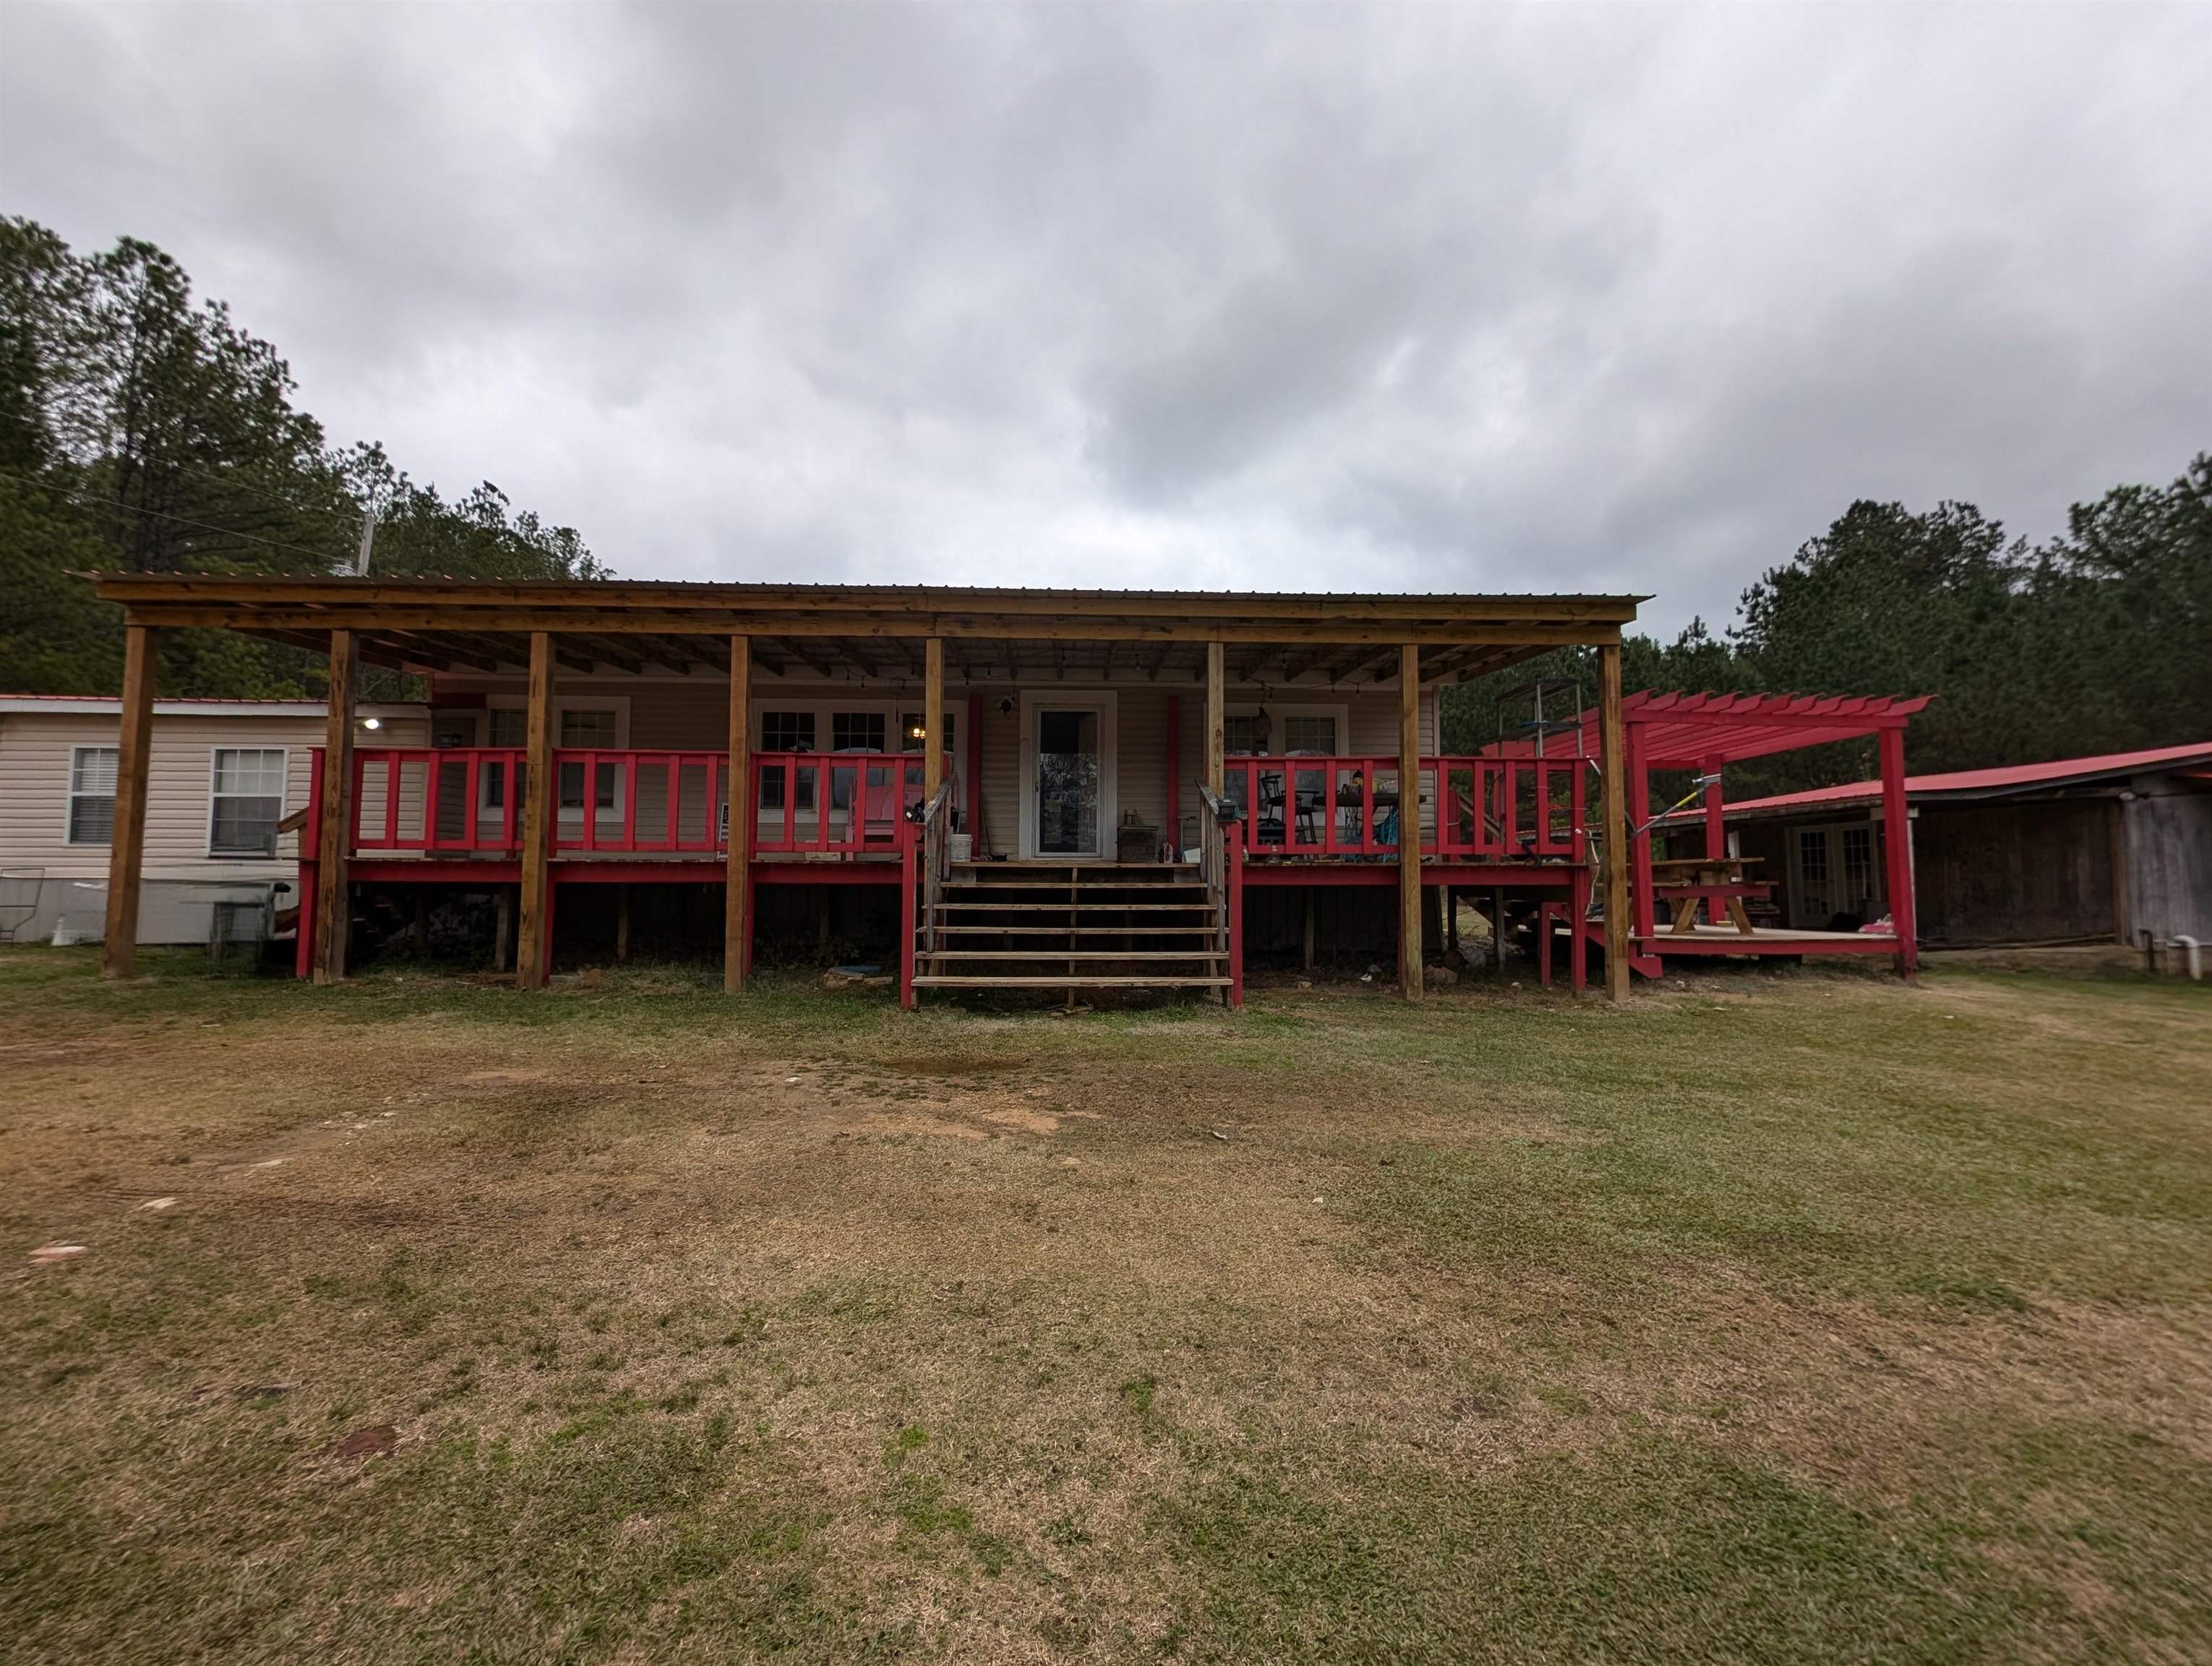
[1569,866,1590,993]
[1642,933,1900,957]
[1227,820,1245,1007]
[1238,862,1577,888]
[295,858,317,979]
[899,816,917,1009]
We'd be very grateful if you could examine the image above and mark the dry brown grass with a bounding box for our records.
[4,948,2211,1663]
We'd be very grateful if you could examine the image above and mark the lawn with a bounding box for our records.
[3,947,2209,1664]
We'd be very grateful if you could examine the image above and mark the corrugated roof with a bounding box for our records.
[1715,741,2212,815]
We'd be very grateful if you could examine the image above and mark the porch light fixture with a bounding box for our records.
[361,717,382,730]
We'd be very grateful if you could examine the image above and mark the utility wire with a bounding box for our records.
[0,466,348,568]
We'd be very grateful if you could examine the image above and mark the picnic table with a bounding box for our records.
[1650,855,1772,935]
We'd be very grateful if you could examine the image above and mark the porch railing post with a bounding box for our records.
[1228,819,1245,1008]
[1880,724,1918,981]
[899,813,918,1009]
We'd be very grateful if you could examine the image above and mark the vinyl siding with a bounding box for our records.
[0,706,423,942]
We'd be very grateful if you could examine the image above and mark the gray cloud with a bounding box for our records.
[4,1,2206,630]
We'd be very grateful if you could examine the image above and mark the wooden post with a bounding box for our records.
[492,887,513,973]
[515,631,554,988]
[1702,756,1727,929]
[1204,641,1225,795]
[616,886,631,962]
[724,634,751,992]
[312,629,357,985]
[1398,643,1422,1001]
[923,638,945,806]
[1303,887,1316,971]
[1880,725,1918,980]
[1599,643,1630,1002]
[100,623,158,978]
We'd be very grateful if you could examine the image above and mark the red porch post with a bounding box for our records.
[1227,819,1244,1007]
[899,814,918,1009]
[1880,725,1918,980]
[295,756,322,981]
[724,635,750,992]
[1628,720,1656,943]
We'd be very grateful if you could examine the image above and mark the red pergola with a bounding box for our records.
[1494,691,1931,974]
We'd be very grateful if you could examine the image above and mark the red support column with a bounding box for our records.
[1628,724,1656,943]
[1880,725,1918,980]
[1569,866,1590,994]
[899,818,918,1009]
[1227,820,1245,1008]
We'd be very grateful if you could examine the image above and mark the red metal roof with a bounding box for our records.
[1490,690,1931,768]
[1712,740,2212,816]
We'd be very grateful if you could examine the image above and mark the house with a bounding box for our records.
[0,694,423,946]
[76,578,1663,1003]
[1702,742,2212,949]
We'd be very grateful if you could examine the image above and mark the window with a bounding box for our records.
[761,711,815,753]
[831,712,887,753]
[1842,826,1876,904]
[68,746,117,845]
[901,712,956,753]
[1224,713,1270,755]
[1797,829,1828,884]
[560,709,619,748]
[487,709,529,748]
[1282,714,1338,754]
[210,748,286,857]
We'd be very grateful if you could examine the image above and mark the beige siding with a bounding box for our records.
[0,704,420,943]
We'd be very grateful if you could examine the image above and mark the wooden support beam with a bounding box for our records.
[515,632,555,988]
[1277,644,1334,680]
[100,623,158,977]
[312,629,357,984]
[1326,644,1398,684]
[770,636,838,680]
[1599,644,1629,1002]
[1399,644,1423,1001]
[385,629,500,673]
[725,636,751,992]
[1143,640,1175,681]
[1205,641,1225,795]
[924,638,946,803]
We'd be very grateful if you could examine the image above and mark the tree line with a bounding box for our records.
[1444,460,2211,791]
[4,219,2205,789]
[0,218,605,699]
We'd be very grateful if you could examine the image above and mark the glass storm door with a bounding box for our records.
[1035,708,1102,857]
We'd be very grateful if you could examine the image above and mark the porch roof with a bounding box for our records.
[1490,690,1932,768]
[85,576,1644,685]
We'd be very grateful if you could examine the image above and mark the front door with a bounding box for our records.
[1037,707,1102,857]
[1791,821,1885,928]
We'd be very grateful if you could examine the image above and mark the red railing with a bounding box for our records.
[1223,756,1587,862]
[320,747,948,858]
[748,752,938,856]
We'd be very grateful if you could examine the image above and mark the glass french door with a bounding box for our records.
[1035,707,1102,857]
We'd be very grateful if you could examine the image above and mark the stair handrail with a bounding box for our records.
[911,781,955,970]
[1195,783,1240,986]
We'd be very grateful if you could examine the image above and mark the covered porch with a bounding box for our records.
[87,578,1645,1002]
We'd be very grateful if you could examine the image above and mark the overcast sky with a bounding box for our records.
[4,4,2208,633]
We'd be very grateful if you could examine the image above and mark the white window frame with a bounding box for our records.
[205,745,291,860]
[1223,702,1351,756]
[479,696,632,823]
[1017,690,1118,860]
[66,743,119,847]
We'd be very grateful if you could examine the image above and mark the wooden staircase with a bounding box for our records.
[909,862,1230,994]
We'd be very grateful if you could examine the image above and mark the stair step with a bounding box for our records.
[910,975,1232,988]
[933,902,1217,913]
[925,950,1227,962]
[931,925,1222,936]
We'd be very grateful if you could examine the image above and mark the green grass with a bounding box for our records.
[3,945,2209,1662]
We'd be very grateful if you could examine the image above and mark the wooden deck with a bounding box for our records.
[1639,923,1900,957]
